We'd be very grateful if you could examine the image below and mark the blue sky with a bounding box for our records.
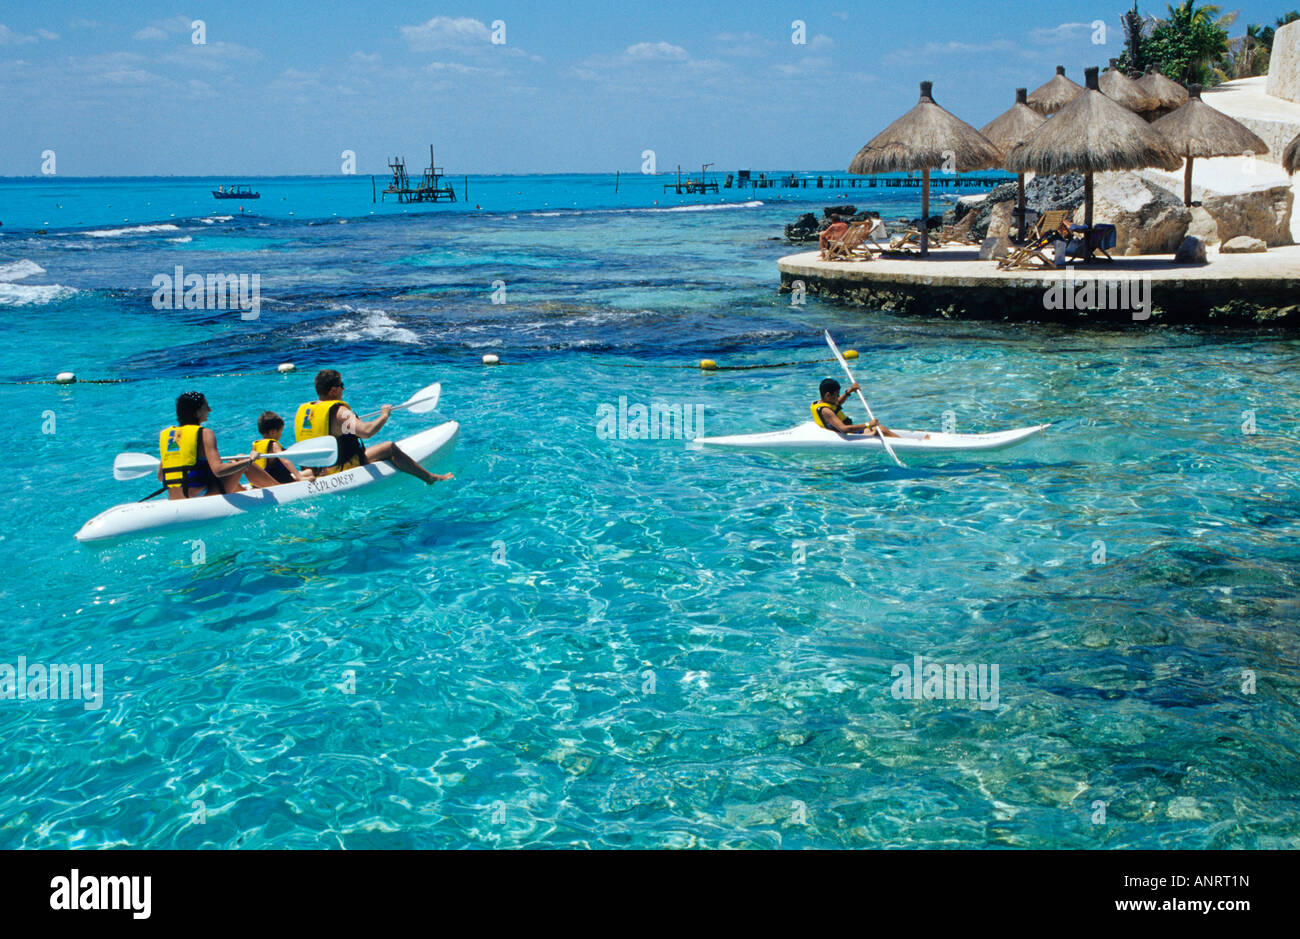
[0,1,1291,175]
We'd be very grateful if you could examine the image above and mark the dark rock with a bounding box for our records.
[823,205,856,218]
[784,212,820,243]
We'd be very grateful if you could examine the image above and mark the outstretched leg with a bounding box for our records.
[363,440,453,485]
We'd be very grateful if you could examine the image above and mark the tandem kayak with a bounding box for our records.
[691,421,1049,454]
[75,420,459,543]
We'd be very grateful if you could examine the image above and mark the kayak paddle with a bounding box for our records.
[112,436,339,481]
[359,381,441,421]
[822,330,905,468]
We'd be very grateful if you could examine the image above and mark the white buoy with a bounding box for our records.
[55,371,76,384]
[482,354,500,365]
[277,362,295,374]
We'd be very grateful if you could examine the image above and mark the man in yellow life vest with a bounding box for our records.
[295,369,454,484]
[812,378,900,437]
[158,391,279,499]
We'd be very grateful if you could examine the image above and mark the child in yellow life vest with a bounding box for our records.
[811,378,899,436]
[251,411,301,485]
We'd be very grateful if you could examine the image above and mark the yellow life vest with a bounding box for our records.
[252,437,275,470]
[159,424,202,489]
[295,400,346,442]
[811,399,850,429]
[294,399,365,476]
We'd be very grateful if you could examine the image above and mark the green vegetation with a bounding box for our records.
[1116,2,1300,86]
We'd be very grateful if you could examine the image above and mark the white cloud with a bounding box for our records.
[0,24,39,44]
[134,27,167,40]
[160,41,262,70]
[68,18,102,29]
[350,51,381,66]
[1029,22,1101,43]
[37,29,58,40]
[624,41,689,62]
[400,16,491,51]
[809,34,834,50]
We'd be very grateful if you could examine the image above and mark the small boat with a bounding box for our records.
[76,421,458,543]
[691,422,1049,455]
[212,184,260,200]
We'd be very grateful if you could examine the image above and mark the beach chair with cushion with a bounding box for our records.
[996,209,1070,270]
[1066,223,1117,262]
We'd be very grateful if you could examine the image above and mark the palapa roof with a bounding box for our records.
[1026,66,1084,116]
[978,88,1046,158]
[1099,63,1158,112]
[1151,85,1268,159]
[1007,68,1182,175]
[1285,132,1300,175]
[848,81,1002,174]
[1135,67,1188,111]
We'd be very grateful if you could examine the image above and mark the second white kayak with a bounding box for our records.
[691,421,1049,454]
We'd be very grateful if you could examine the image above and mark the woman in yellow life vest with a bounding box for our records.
[295,369,453,484]
[158,391,279,499]
[812,378,899,436]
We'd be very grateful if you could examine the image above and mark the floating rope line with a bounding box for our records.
[5,367,300,386]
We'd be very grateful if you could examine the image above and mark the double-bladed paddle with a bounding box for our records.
[823,330,905,468]
[112,436,339,482]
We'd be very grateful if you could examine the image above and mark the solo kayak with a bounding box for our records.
[76,420,459,543]
[691,421,1049,454]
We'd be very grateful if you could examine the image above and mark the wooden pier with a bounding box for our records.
[722,171,1015,190]
[380,145,457,203]
[664,163,720,195]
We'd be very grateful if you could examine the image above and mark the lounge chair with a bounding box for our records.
[997,209,1071,270]
[824,219,884,261]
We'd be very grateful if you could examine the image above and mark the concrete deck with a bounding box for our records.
[777,245,1300,325]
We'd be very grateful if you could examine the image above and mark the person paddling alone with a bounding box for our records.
[159,391,278,499]
[295,369,453,484]
[811,378,899,437]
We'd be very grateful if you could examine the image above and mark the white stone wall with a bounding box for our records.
[1267,21,1300,103]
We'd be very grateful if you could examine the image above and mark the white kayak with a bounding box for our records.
[76,421,459,543]
[691,421,1049,454]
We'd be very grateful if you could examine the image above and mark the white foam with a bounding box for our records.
[82,223,181,238]
[321,306,419,344]
[167,236,193,243]
[0,282,78,306]
[0,259,45,281]
[201,215,234,224]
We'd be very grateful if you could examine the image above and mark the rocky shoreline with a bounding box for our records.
[782,170,1294,255]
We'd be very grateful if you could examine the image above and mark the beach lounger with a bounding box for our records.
[996,209,1070,270]
[824,220,884,261]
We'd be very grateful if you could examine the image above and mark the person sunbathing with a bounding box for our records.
[818,219,850,259]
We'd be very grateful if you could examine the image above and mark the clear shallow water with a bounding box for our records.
[1,177,1298,849]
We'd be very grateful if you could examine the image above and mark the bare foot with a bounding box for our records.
[427,472,454,485]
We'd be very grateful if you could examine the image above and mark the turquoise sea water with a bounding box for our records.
[1,175,1298,848]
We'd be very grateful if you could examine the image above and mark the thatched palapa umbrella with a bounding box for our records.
[1152,85,1269,205]
[1099,60,1157,114]
[979,88,1045,242]
[1008,67,1182,259]
[848,80,1001,256]
[1135,67,1187,120]
[1283,132,1299,175]
[1027,66,1084,116]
